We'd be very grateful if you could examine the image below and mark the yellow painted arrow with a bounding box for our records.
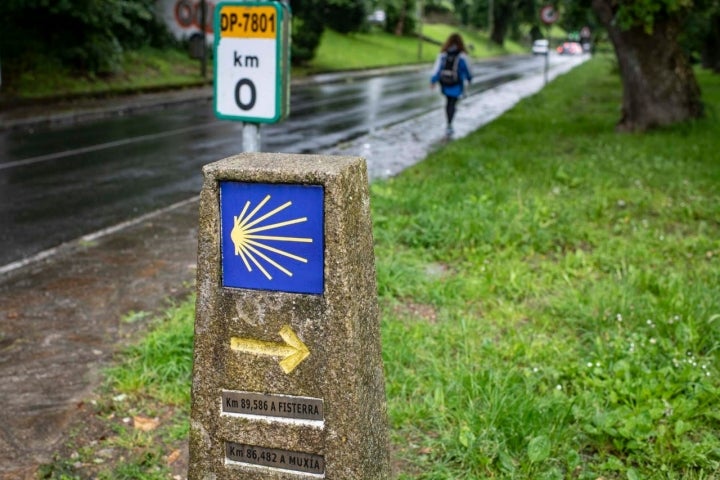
[230,325,310,374]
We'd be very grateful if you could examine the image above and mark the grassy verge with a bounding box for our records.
[298,28,438,74]
[4,24,523,102]
[40,58,720,479]
[3,47,207,101]
[422,23,526,56]
[376,61,720,479]
[302,24,524,75]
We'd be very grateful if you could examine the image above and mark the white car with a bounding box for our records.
[532,39,549,55]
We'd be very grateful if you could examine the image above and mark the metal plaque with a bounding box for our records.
[222,391,324,422]
[226,442,325,476]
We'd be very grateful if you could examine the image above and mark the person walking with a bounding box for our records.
[430,33,473,137]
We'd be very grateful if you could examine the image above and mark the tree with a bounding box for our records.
[291,0,326,64]
[452,0,536,47]
[325,0,370,33]
[681,2,720,73]
[383,0,418,36]
[590,0,704,132]
[488,0,536,46]
[290,0,371,65]
[0,0,170,86]
[701,11,720,72]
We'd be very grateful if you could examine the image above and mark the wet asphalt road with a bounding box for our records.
[0,55,546,269]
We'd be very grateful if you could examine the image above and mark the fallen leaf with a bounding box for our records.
[167,449,181,465]
[133,415,160,432]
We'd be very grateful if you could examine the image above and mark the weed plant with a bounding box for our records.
[43,57,720,478]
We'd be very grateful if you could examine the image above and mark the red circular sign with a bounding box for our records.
[540,5,559,25]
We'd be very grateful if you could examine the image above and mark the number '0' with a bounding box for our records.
[235,79,256,111]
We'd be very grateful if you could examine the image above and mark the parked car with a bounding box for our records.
[556,41,583,55]
[532,39,549,55]
[367,9,386,25]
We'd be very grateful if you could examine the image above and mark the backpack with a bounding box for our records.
[439,51,460,87]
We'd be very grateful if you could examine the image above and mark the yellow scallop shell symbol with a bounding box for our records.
[230,194,313,280]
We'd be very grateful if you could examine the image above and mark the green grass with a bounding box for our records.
[5,24,524,101]
[303,28,438,73]
[422,23,526,56]
[8,47,207,100]
[375,59,720,478]
[106,302,195,405]
[41,58,720,478]
[294,25,525,75]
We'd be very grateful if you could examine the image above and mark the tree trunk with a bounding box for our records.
[702,13,720,73]
[490,20,507,46]
[490,2,515,47]
[592,0,703,132]
[395,4,406,36]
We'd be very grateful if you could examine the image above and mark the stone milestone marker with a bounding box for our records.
[189,153,390,479]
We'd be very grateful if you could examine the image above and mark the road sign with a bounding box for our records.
[214,1,290,123]
[540,4,559,25]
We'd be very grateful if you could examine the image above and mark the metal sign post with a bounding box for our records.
[242,123,261,152]
[200,0,208,79]
[544,26,550,85]
[539,5,559,86]
[213,1,290,152]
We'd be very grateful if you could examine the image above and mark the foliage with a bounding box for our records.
[0,0,172,79]
[324,0,371,33]
[383,0,418,35]
[450,0,539,45]
[291,0,373,64]
[559,0,720,71]
[612,0,695,34]
[5,47,206,100]
[291,0,329,64]
[681,2,720,71]
[558,0,599,36]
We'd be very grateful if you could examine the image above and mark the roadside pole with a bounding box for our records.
[544,28,550,85]
[539,5,559,86]
[200,0,208,79]
[416,0,424,61]
[213,1,291,152]
[242,122,260,152]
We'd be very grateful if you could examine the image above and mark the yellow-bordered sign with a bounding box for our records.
[214,1,290,123]
[218,5,278,39]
